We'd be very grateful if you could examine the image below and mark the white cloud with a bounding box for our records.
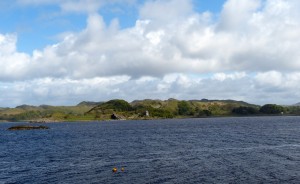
[1,0,300,106]
[255,71,300,90]
[2,0,300,80]
[2,71,300,107]
[255,71,283,87]
[0,34,31,81]
[218,0,262,31]
[0,34,16,54]
[140,0,193,23]
[213,72,246,81]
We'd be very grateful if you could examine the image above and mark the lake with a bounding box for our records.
[0,117,299,183]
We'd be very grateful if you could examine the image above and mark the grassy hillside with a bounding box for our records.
[0,102,97,122]
[1,98,294,122]
[87,98,260,120]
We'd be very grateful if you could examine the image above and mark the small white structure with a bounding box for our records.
[145,110,149,117]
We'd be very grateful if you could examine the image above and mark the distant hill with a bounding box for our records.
[77,101,103,106]
[1,103,93,121]
[292,102,300,106]
[190,99,257,107]
[15,104,38,110]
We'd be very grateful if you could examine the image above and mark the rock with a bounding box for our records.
[111,113,126,120]
[8,125,50,131]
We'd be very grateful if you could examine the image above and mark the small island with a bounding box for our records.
[8,125,50,131]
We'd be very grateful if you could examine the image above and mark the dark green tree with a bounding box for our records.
[178,101,194,116]
[232,106,259,115]
[101,99,133,111]
[259,104,285,114]
[197,109,212,117]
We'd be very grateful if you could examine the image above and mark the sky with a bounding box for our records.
[1,0,300,107]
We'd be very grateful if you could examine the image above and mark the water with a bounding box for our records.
[0,116,300,184]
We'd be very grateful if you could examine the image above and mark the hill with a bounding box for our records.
[1,98,296,122]
[77,101,103,106]
[0,104,93,122]
[87,98,260,120]
[292,102,300,106]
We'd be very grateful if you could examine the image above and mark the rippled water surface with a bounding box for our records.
[1,117,300,183]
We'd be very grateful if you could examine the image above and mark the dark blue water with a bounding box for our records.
[0,117,300,184]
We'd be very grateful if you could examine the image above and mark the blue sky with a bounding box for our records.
[0,0,225,53]
[1,0,300,107]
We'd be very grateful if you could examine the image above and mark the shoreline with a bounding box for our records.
[2,114,299,124]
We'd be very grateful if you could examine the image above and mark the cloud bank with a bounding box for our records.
[1,0,300,106]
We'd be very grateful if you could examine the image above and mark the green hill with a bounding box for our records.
[0,103,93,122]
[0,98,293,122]
[87,98,259,120]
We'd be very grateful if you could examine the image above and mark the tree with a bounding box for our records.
[101,99,133,111]
[178,101,194,116]
[259,104,285,114]
[197,109,212,117]
[232,106,259,115]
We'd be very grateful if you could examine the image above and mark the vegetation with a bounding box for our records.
[96,99,133,112]
[232,106,259,115]
[0,99,298,122]
[285,106,300,115]
[178,101,194,116]
[259,104,285,114]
